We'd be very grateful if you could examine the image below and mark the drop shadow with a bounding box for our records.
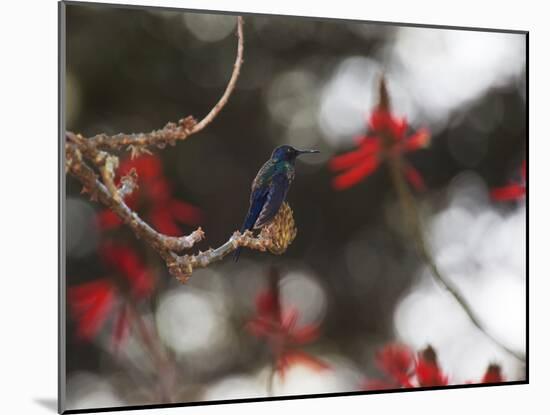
[34,398,57,413]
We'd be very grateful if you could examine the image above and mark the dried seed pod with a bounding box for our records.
[260,202,297,255]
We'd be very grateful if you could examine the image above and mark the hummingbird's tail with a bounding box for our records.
[233,219,252,262]
[233,247,243,262]
[234,200,263,262]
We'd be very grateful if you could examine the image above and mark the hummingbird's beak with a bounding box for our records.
[297,149,320,155]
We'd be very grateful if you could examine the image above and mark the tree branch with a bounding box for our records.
[78,15,244,155]
[163,230,270,283]
[66,143,205,254]
[66,139,296,283]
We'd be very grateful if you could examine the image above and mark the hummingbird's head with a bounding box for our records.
[271,145,320,163]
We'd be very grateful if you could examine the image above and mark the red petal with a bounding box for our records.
[281,308,299,331]
[330,149,366,172]
[330,139,380,172]
[332,156,379,190]
[521,160,526,181]
[391,118,408,140]
[255,290,278,317]
[482,364,504,383]
[69,282,116,339]
[127,270,154,299]
[403,164,426,191]
[96,210,123,230]
[403,129,430,151]
[112,304,130,352]
[169,200,204,225]
[369,109,408,140]
[415,358,448,387]
[290,324,320,345]
[119,155,162,182]
[353,135,377,145]
[150,209,182,236]
[146,179,172,203]
[368,109,393,132]
[376,343,414,386]
[69,279,113,307]
[101,245,142,277]
[100,245,154,298]
[276,353,290,380]
[490,184,526,201]
[362,379,400,391]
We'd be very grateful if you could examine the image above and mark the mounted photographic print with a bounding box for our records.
[59,1,528,413]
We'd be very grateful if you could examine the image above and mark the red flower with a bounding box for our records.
[68,279,117,340]
[330,108,430,191]
[481,363,504,383]
[366,343,448,390]
[97,155,203,236]
[364,343,414,390]
[246,288,329,378]
[415,346,448,387]
[365,343,505,390]
[490,160,526,201]
[376,343,415,387]
[68,244,154,350]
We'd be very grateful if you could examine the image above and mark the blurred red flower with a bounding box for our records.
[490,160,526,201]
[364,343,504,390]
[375,343,415,387]
[97,155,203,236]
[330,108,430,191]
[481,363,504,383]
[415,346,448,387]
[246,288,329,378]
[68,243,155,350]
[363,343,415,390]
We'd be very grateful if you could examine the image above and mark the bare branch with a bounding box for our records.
[190,16,244,135]
[164,231,271,283]
[66,143,205,254]
[66,139,295,283]
[164,205,296,284]
[77,15,244,153]
[86,116,197,155]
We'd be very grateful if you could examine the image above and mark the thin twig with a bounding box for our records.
[191,16,244,135]
[66,143,205,254]
[377,77,525,363]
[126,302,175,403]
[266,266,281,396]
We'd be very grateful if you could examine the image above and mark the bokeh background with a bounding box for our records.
[64,3,526,410]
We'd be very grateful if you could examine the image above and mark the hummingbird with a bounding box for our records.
[234,145,320,262]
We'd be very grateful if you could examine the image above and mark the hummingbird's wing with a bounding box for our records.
[253,173,289,229]
[250,160,275,201]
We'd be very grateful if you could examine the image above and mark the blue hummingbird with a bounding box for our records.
[233,145,320,262]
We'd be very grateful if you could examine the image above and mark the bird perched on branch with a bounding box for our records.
[234,145,320,262]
